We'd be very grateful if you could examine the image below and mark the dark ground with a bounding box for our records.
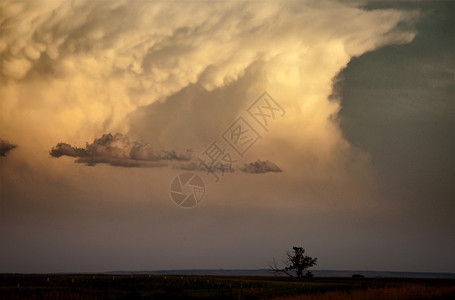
[1,274,454,300]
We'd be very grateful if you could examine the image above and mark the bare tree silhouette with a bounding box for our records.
[270,246,317,279]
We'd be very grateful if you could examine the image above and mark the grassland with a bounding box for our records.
[0,274,454,299]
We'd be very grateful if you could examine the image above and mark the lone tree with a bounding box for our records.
[285,247,317,278]
[270,246,317,279]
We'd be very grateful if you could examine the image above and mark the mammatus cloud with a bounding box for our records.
[240,160,282,173]
[50,133,192,167]
[0,0,418,147]
[0,139,17,157]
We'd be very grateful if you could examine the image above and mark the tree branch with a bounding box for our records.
[269,257,294,277]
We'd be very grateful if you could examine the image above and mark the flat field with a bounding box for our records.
[0,274,454,299]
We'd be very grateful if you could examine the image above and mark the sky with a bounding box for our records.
[0,0,453,273]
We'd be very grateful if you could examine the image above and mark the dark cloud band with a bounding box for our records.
[50,133,282,173]
[50,133,192,168]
